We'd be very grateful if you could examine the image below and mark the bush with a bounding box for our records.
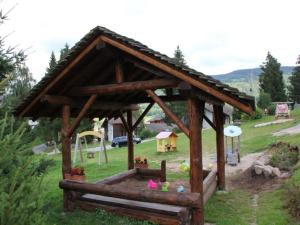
[257,92,272,109]
[241,108,263,120]
[270,144,299,171]
[232,108,242,121]
[284,181,300,219]
[267,104,276,115]
[139,128,156,140]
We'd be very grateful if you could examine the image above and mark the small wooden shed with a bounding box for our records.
[156,131,178,152]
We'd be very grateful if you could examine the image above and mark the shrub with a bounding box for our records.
[284,181,300,219]
[270,145,299,171]
[232,108,242,121]
[139,128,156,140]
[257,92,272,109]
[267,104,276,115]
[241,108,263,120]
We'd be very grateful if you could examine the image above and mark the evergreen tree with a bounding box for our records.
[289,55,300,103]
[59,43,70,60]
[259,52,287,102]
[173,46,186,66]
[0,116,51,225]
[46,51,57,74]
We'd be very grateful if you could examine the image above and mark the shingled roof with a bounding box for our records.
[13,26,255,118]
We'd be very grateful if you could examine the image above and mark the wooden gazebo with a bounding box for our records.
[14,26,255,225]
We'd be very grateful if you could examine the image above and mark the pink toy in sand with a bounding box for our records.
[147,179,158,189]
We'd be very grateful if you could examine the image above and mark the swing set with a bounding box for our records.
[73,130,108,165]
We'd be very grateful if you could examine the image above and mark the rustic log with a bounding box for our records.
[96,169,137,185]
[132,102,154,130]
[127,110,134,170]
[67,94,97,137]
[203,114,216,131]
[101,35,254,114]
[41,95,139,111]
[203,171,217,204]
[146,90,189,137]
[69,79,179,96]
[59,180,201,208]
[19,37,102,117]
[188,97,205,225]
[115,59,124,83]
[119,112,130,134]
[161,160,167,182]
[61,105,71,211]
[137,168,162,178]
[214,105,225,190]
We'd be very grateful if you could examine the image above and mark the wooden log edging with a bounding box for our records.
[136,160,166,182]
[96,169,137,185]
[59,180,201,208]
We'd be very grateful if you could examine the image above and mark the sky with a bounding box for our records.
[1,0,300,81]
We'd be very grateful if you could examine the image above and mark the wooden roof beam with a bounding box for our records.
[68,79,179,96]
[101,35,254,114]
[146,89,190,137]
[41,95,139,111]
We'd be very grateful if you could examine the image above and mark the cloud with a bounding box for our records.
[1,0,300,80]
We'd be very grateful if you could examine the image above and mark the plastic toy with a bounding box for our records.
[179,161,190,172]
[147,179,158,190]
[177,185,185,193]
[162,182,170,192]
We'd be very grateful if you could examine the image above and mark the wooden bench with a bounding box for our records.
[77,194,191,225]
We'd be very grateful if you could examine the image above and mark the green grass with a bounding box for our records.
[39,108,300,225]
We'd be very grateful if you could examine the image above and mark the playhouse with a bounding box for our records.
[156,131,178,152]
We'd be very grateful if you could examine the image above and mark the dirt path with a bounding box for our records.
[273,123,300,136]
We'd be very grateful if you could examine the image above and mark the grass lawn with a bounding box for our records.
[41,108,300,225]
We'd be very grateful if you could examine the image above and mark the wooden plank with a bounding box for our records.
[213,105,225,190]
[69,79,179,96]
[76,200,182,225]
[127,110,134,170]
[96,169,137,185]
[19,37,102,117]
[146,90,189,137]
[101,35,254,114]
[188,97,205,225]
[59,180,201,208]
[67,94,97,137]
[115,59,124,83]
[132,102,154,130]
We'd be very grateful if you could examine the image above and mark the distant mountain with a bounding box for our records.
[212,66,294,83]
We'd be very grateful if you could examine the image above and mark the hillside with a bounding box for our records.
[212,66,294,83]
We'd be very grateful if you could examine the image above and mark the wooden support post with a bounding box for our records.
[127,110,134,170]
[146,90,189,137]
[61,105,71,211]
[188,97,205,225]
[213,105,225,190]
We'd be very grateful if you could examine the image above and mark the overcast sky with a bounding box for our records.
[2,0,300,81]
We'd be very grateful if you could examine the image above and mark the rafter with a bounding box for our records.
[68,79,179,96]
[132,102,154,130]
[146,90,190,137]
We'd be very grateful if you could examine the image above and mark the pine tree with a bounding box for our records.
[0,115,51,225]
[173,46,186,66]
[289,55,300,103]
[46,51,57,74]
[259,52,287,102]
[59,43,70,60]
